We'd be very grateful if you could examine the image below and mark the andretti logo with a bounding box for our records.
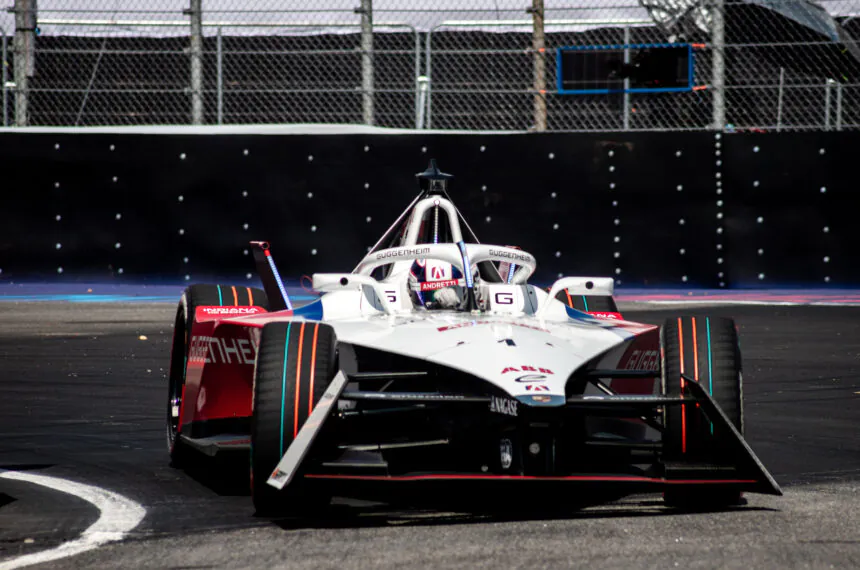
[189,335,256,365]
[420,279,459,291]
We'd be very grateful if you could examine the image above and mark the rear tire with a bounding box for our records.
[660,316,744,508]
[166,284,267,467]
[251,322,338,517]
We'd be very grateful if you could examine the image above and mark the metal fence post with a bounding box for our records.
[836,81,842,131]
[188,0,203,125]
[530,0,547,132]
[1,26,7,127]
[776,67,784,131]
[413,29,420,129]
[425,29,433,128]
[358,0,374,125]
[416,75,429,128]
[622,26,631,131]
[13,0,37,127]
[824,79,833,130]
[710,0,726,130]
[216,25,223,125]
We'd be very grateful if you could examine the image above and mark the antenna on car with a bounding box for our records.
[416,159,452,196]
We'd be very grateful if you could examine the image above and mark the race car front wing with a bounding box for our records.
[267,369,782,497]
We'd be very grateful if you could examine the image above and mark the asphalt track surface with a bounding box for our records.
[0,301,858,569]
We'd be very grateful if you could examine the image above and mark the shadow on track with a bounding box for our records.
[174,453,782,530]
[270,497,778,531]
[175,453,251,497]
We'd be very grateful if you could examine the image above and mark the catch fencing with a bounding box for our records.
[2,1,860,131]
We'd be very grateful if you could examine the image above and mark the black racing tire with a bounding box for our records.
[166,284,268,467]
[251,321,338,517]
[660,316,744,508]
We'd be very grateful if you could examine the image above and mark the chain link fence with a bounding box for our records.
[2,1,859,130]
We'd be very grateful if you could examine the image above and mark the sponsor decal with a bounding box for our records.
[189,335,256,365]
[437,320,549,333]
[515,374,547,383]
[531,395,552,402]
[494,292,515,305]
[587,311,623,320]
[489,248,533,263]
[270,469,288,482]
[375,247,431,260]
[489,395,518,417]
[420,279,459,291]
[623,349,660,371]
[197,306,263,316]
[525,385,550,392]
[502,366,554,375]
[500,438,513,469]
[428,263,450,280]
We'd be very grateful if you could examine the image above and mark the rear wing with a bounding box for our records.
[250,241,292,312]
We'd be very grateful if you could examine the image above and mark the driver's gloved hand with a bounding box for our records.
[433,287,459,308]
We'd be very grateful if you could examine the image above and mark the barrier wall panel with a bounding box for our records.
[721,133,857,287]
[0,130,856,287]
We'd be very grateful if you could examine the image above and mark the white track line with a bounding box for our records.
[0,470,146,570]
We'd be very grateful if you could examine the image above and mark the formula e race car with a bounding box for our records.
[166,160,781,516]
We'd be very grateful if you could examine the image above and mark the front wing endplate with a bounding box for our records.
[267,370,349,490]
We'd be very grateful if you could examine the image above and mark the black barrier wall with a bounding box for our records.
[0,130,857,287]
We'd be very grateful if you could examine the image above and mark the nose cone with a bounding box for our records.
[425,319,623,405]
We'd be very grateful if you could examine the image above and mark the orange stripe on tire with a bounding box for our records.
[308,324,319,415]
[692,318,699,381]
[293,323,306,438]
[231,286,238,306]
[246,287,254,305]
[565,289,574,308]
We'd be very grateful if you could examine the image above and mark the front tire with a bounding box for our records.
[251,322,338,517]
[166,284,267,466]
[660,316,744,508]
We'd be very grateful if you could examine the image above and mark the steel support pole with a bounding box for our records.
[358,0,374,125]
[836,81,842,131]
[416,75,428,128]
[1,27,7,127]
[710,0,725,130]
[775,67,784,131]
[413,30,420,128]
[531,0,547,131]
[824,79,833,130]
[189,0,203,125]
[13,0,36,127]
[623,26,631,131]
[425,30,432,128]
[216,25,223,125]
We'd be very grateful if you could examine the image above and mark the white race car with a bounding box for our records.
[166,160,781,516]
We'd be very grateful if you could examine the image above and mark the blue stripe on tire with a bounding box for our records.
[582,296,589,311]
[706,317,713,434]
[216,285,223,306]
[279,323,293,457]
[706,317,713,395]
